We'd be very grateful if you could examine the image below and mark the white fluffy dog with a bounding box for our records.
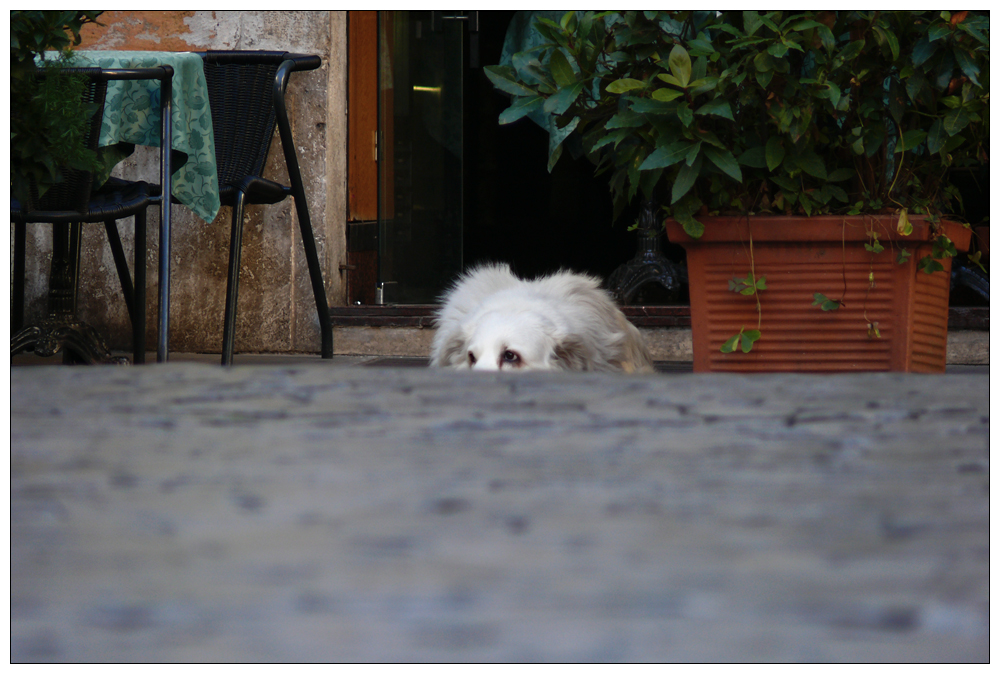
[430,263,653,373]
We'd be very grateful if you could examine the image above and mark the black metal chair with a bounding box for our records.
[199,50,333,365]
[11,66,173,365]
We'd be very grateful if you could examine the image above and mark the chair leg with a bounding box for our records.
[221,191,248,366]
[12,220,26,333]
[134,210,147,364]
[104,219,136,327]
[274,66,333,359]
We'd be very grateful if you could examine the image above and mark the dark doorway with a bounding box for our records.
[463,11,641,282]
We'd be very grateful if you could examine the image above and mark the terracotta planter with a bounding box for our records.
[665,215,972,373]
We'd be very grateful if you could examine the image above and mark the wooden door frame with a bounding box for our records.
[346,10,379,304]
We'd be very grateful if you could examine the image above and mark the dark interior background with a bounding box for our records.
[462,11,643,283]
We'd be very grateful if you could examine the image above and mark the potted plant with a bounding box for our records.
[11,10,104,206]
[486,11,989,372]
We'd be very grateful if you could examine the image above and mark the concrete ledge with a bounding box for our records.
[334,325,988,366]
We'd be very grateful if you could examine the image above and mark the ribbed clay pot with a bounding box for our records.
[665,215,971,373]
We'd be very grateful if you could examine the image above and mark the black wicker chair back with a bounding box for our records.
[198,51,333,364]
[202,57,282,203]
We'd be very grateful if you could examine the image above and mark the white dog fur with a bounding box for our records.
[430,263,653,373]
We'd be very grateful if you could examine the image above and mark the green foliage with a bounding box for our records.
[812,292,844,311]
[720,326,761,354]
[488,11,989,232]
[10,11,104,203]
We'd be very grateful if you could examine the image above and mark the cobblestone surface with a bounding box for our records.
[10,363,990,662]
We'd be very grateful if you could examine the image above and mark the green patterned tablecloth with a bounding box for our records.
[61,51,221,223]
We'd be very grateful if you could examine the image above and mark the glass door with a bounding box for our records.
[378,11,466,304]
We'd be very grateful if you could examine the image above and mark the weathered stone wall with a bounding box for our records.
[18,11,348,355]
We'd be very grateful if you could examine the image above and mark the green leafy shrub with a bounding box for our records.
[10,11,104,203]
[486,11,989,237]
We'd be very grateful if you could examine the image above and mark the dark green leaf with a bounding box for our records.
[704,146,742,182]
[794,151,827,180]
[765,137,784,172]
[543,81,585,115]
[639,142,691,171]
[548,49,577,88]
[671,155,702,203]
[738,146,766,168]
[498,96,545,124]
[911,37,937,67]
[895,129,927,153]
[926,119,947,154]
[484,65,537,97]
[944,108,971,136]
[953,47,981,87]
[695,97,734,121]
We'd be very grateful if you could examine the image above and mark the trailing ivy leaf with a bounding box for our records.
[499,96,546,124]
[897,249,912,264]
[896,209,913,236]
[932,235,957,259]
[606,77,646,94]
[812,293,843,311]
[917,255,945,274]
[967,251,987,273]
[720,333,741,353]
[740,329,761,353]
[864,237,884,254]
[704,146,743,182]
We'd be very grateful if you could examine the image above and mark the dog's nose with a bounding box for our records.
[471,358,499,371]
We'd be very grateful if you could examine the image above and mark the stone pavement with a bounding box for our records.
[10,361,990,662]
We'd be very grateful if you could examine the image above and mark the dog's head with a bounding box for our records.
[437,310,591,372]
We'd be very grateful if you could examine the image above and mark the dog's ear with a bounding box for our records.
[553,335,592,371]
[434,329,470,367]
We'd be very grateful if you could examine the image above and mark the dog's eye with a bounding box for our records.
[502,350,521,365]
[468,351,477,365]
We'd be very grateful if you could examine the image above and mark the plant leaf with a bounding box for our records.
[652,87,684,102]
[639,141,691,171]
[765,137,784,172]
[498,96,545,124]
[606,77,646,94]
[548,49,577,89]
[694,97,734,121]
[671,155,702,203]
[484,65,538,97]
[703,146,743,182]
[668,44,692,88]
[542,81,585,115]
